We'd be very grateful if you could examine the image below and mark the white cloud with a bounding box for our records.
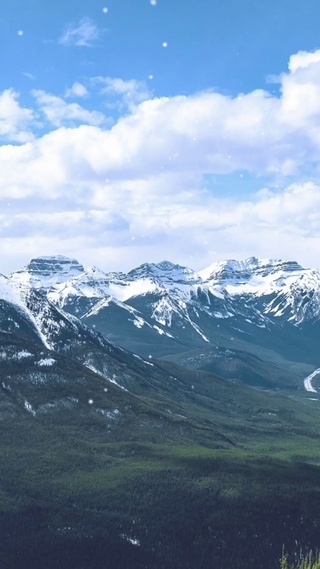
[32,90,107,127]
[22,72,36,81]
[59,17,100,47]
[279,51,320,134]
[99,77,147,97]
[65,82,89,98]
[0,89,34,142]
[2,50,320,272]
[94,76,151,111]
[288,50,320,73]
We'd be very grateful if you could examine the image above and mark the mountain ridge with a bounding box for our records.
[5,254,320,388]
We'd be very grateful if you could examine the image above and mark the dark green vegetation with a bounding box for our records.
[1,329,320,569]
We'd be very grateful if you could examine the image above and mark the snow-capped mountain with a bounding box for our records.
[127,260,201,285]
[10,255,85,292]
[0,265,188,395]
[198,257,303,283]
[198,257,320,323]
[6,255,320,366]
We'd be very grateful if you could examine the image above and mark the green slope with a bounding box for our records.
[2,331,320,568]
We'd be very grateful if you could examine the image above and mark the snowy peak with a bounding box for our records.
[199,257,261,282]
[128,260,200,285]
[18,255,85,277]
[199,257,304,284]
[68,266,111,291]
[10,255,85,291]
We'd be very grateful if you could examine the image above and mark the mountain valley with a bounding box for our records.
[2,255,320,568]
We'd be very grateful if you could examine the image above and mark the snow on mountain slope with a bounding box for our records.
[264,269,320,324]
[47,268,111,310]
[82,295,154,331]
[1,266,110,353]
[197,257,320,325]
[0,273,25,307]
[0,273,53,348]
[47,268,165,307]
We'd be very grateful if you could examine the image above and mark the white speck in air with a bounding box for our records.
[0,351,7,359]
[104,388,108,392]
[88,399,93,405]
[162,41,168,48]
[150,0,157,5]
[102,7,108,13]
[17,30,24,36]
[148,74,154,80]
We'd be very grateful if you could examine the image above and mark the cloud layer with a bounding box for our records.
[1,50,320,273]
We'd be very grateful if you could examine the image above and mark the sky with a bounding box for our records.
[2,0,320,274]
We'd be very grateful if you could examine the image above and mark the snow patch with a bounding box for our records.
[85,363,127,390]
[38,358,56,367]
[14,350,33,360]
[132,317,145,328]
[152,324,174,338]
[24,400,36,416]
[99,408,121,419]
[120,534,140,546]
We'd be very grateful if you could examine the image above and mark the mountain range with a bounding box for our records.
[5,254,320,392]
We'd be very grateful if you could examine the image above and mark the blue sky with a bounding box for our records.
[1,0,320,272]
[3,0,320,100]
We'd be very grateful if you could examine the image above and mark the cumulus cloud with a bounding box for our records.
[279,52,320,135]
[0,89,34,142]
[65,82,89,98]
[288,50,320,73]
[2,50,320,272]
[32,90,107,128]
[59,17,100,47]
[96,76,151,108]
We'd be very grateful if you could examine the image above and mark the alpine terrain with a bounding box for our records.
[10,255,320,391]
